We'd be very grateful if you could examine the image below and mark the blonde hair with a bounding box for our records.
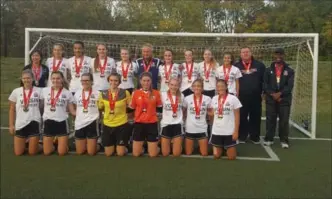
[142,43,153,51]
[204,49,217,70]
[53,43,65,58]
[51,71,69,90]
[168,77,182,101]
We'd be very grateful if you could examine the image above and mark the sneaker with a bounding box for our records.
[249,139,261,145]
[238,139,246,144]
[281,142,289,149]
[263,140,274,146]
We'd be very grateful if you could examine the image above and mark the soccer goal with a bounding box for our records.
[24,28,319,139]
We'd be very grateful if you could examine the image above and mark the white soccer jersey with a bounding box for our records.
[216,65,242,95]
[46,57,70,87]
[158,63,181,92]
[42,87,74,122]
[180,62,200,92]
[209,94,242,136]
[115,61,138,89]
[91,57,116,91]
[183,94,211,134]
[73,89,99,130]
[198,61,219,91]
[8,87,42,130]
[160,92,185,128]
[68,56,92,93]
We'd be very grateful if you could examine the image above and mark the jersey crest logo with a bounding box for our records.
[62,94,66,99]
[33,92,39,97]
[225,102,230,106]
[283,71,288,76]
[91,94,95,99]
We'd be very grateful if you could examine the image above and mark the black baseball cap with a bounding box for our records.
[274,48,285,54]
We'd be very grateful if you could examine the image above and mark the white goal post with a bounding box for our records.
[24,28,319,139]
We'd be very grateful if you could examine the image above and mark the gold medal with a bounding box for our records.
[50,107,56,112]
[123,78,127,81]
[277,77,280,83]
[172,113,177,118]
[23,107,29,112]
[110,110,115,114]
[83,108,88,113]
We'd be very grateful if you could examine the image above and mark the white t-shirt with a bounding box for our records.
[42,87,74,122]
[73,89,100,130]
[115,61,138,89]
[158,63,181,92]
[68,56,92,93]
[8,87,42,130]
[216,65,242,95]
[91,57,116,91]
[209,94,242,136]
[198,61,219,91]
[46,57,70,87]
[183,94,211,134]
[160,92,185,128]
[180,62,200,92]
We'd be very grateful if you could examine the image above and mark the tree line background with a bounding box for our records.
[1,0,331,60]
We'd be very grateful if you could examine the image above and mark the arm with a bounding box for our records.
[280,69,295,97]
[8,102,16,136]
[97,92,105,111]
[263,68,274,95]
[232,108,240,140]
[68,103,76,117]
[236,79,240,97]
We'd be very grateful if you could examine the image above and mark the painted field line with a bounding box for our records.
[259,135,332,141]
[260,138,280,161]
[67,151,276,161]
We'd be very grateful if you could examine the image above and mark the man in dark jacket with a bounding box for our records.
[235,47,265,144]
[263,48,294,149]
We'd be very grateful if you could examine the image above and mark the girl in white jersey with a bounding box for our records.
[158,49,181,92]
[91,44,116,91]
[198,49,219,98]
[208,79,242,160]
[42,71,75,156]
[46,43,70,87]
[160,78,184,157]
[115,48,138,94]
[183,79,211,156]
[73,73,100,155]
[181,49,200,97]
[9,70,42,156]
[68,41,92,95]
[216,52,242,96]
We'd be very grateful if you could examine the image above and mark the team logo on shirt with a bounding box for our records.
[284,71,288,76]
[62,94,66,99]
[33,92,38,97]
[226,102,230,106]
[91,94,95,99]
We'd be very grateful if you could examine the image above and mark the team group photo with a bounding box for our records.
[1,0,331,198]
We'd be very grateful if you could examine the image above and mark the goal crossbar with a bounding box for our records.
[24,28,319,139]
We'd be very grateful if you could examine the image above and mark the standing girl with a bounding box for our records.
[183,79,211,156]
[180,49,200,97]
[9,70,43,155]
[130,72,162,157]
[115,48,138,94]
[91,44,116,91]
[159,49,181,92]
[45,43,70,86]
[216,52,242,96]
[160,78,184,157]
[73,73,100,155]
[198,49,219,98]
[42,71,75,156]
[208,79,242,160]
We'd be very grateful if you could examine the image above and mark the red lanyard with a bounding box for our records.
[164,63,173,82]
[75,56,84,76]
[32,65,41,81]
[23,87,33,108]
[82,89,92,110]
[275,64,283,78]
[52,58,62,72]
[242,60,251,72]
[121,62,131,79]
[141,90,150,111]
[143,59,153,72]
[204,62,210,80]
[193,95,203,117]
[50,88,63,108]
[167,90,178,114]
[186,62,193,81]
[218,94,228,116]
[99,57,108,75]
[108,89,118,112]
[223,66,231,82]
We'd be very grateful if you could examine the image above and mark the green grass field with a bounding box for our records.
[1,58,331,198]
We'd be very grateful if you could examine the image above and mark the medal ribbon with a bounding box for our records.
[23,87,33,109]
[204,62,211,80]
[275,64,283,80]
[186,62,193,81]
[82,89,92,110]
[75,57,84,76]
[242,60,251,72]
[108,89,118,112]
[52,58,63,72]
[218,94,228,116]
[193,95,203,117]
[32,65,41,81]
[99,57,108,75]
[143,59,153,72]
[167,90,179,114]
[50,88,63,109]
[141,89,150,111]
[121,62,131,79]
[164,63,173,82]
[223,66,231,83]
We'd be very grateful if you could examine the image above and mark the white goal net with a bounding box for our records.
[25,28,319,139]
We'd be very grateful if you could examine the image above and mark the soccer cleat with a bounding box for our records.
[281,142,289,149]
[250,139,261,145]
[238,140,246,144]
[263,141,274,146]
